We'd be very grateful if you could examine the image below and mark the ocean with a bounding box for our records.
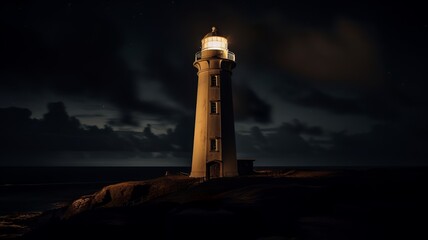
[0,167,190,215]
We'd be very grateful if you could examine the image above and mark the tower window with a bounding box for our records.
[210,75,219,87]
[210,138,219,151]
[210,101,219,114]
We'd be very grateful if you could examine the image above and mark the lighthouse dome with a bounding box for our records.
[204,26,221,38]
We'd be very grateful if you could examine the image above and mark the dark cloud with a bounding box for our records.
[0,2,182,126]
[0,107,32,130]
[121,124,174,152]
[0,1,427,166]
[74,114,105,118]
[107,112,141,127]
[281,119,324,136]
[143,49,197,112]
[274,76,400,120]
[236,119,322,157]
[279,19,383,87]
[237,119,428,165]
[0,102,193,164]
[0,102,129,152]
[326,121,428,164]
[0,1,278,127]
[165,117,194,153]
[42,102,81,133]
[233,84,272,123]
[284,87,362,115]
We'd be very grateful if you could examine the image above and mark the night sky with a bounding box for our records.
[1,1,427,166]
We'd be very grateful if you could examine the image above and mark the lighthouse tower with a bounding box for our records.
[190,27,238,179]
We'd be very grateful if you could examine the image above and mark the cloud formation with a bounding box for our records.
[1,1,427,166]
[233,84,272,123]
[279,19,382,87]
[0,103,191,160]
[1,2,182,126]
[237,119,428,165]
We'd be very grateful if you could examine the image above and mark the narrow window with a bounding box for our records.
[210,101,218,114]
[210,138,219,151]
[210,75,219,87]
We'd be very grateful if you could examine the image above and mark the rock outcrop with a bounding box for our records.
[63,175,200,219]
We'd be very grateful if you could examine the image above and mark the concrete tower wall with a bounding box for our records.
[190,60,209,178]
[219,60,238,177]
[190,30,238,178]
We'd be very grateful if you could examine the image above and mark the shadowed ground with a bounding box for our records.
[16,168,428,240]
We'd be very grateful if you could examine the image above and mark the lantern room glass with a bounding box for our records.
[202,36,228,51]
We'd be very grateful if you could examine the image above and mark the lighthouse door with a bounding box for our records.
[207,161,221,179]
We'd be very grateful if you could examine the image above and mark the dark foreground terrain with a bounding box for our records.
[11,169,428,239]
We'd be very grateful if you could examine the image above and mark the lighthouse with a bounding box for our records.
[190,27,238,179]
